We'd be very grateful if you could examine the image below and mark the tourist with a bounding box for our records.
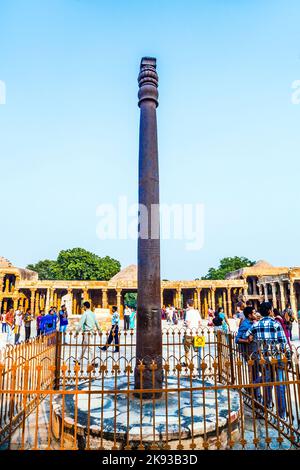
[172,308,179,325]
[36,310,45,336]
[235,303,245,327]
[5,308,15,344]
[213,306,230,334]
[129,307,136,329]
[1,311,7,333]
[23,308,33,342]
[207,306,214,327]
[100,306,120,353]
[59,304,68,333]
[123,305,131,330]
[166,305,172,324]
[40,308,58,336]
[282,303,295,341]
[235,306,261,400]
[76,301,101,366]
[52,306,58,319]
[182,299,202,366]
[13,309,23,345]
[273,308,290,345]
[245,301,289,419]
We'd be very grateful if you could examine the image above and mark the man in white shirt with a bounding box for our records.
[183,299,202,366]
[123,305,131,330]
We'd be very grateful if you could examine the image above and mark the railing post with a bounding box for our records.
[54,331,62,390]
[228,333,235,385]
[217,331,223,382]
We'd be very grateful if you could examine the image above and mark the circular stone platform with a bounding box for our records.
[52,376,241,450]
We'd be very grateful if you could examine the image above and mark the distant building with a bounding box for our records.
[0,257,298,317]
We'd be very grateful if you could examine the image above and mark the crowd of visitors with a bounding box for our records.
[0,305,68,344]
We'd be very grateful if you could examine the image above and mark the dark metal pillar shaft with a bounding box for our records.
[134,57,162,396]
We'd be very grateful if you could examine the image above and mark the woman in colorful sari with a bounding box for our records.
[129,308,136,329]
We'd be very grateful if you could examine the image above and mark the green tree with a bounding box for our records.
[124,293,137,308]
[201,256,255,280]
[27,259,61,280]
[27,248,121,281]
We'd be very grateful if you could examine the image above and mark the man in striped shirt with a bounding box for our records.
[245,302,288,419]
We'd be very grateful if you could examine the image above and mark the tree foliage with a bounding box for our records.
[27,248,121,281]
[124,292,137,308]
[201,256,255,280]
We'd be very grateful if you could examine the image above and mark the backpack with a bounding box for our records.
[213,313,223,327]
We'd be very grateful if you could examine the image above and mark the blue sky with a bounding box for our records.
[0,0,300,279]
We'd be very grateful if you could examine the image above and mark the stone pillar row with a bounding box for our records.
[160,286,233,318]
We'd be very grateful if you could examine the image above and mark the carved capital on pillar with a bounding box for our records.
[116,288,122,297]
[138,57,159,107]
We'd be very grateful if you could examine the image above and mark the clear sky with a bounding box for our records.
[0,0,300,280]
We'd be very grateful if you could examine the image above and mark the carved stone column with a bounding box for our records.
[271,283,277,309]
[35,291,40,315]
[45,288,51,313]
[264,284,268,302]
[13,294,19,311]
[222,290,227,315]
[196,288,201,312]
[68,288,73,314]
[177,288,182,309]
[30,289,36,314]
[227,287,232,317]
[0,274,4,293]
[102,288,108,309]
[279,282,286,311]
[290,280,297,313]
[211,287,216,312]
[135,57,162,395]
[116,288,122,315]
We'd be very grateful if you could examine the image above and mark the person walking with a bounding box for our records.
[123,305,131,330]
[23,309,33,342]
[75,301,101,366]
[13,310,23,345]
[182,299,202,367]
[100,306,120,353]
[59,304,69,334]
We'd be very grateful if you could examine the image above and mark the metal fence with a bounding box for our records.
[0,328,299,450]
